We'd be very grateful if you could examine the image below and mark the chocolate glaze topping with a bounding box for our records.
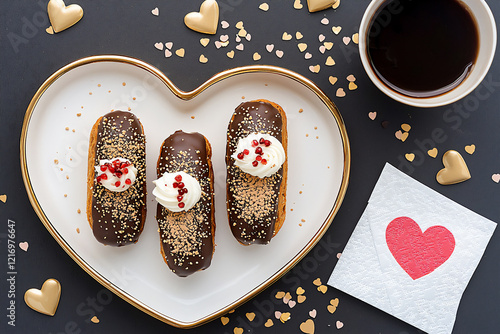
[156,130,215,277]
[226,101,285,245]
[91,111,146,246]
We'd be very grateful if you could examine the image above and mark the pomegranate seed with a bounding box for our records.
[96,175,102,182]
[178,202,185,209]
[115,181,121,187]
[125,178,131,185]
[261,159,267,165]
[115,171,122,177]
[237,152,244,160]
[183,188,188,194]
[113,160,121,168]
[178,182,185,189]
[175,175,182,182]
[252,161,258,167]
[100,165,107,172]
[178,189,183,195]
[252,140,259,147]
[101,174,108,180]
[243,149,250,155]
[177,195,183,202]
[255,147,263,155]
[259,138,265,144]
[108,166,115,173]
[122,168,128,174]
[173,182,178,188]
[264,140,271,147]
[256,156,262,161]
[122,161,130,167]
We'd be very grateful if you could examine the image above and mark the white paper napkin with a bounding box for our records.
[328,163,496,334]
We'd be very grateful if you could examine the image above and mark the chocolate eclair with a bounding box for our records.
[153,130,215,277]
[86,111,147,246]
[226,100,288,245]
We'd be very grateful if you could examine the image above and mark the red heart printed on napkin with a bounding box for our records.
[386,217,455,280]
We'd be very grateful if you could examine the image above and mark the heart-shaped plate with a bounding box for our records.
[20,55,350,328]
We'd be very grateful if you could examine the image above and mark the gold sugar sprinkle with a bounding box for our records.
[301,219,306,222]
[299,108,303,113]
[76,228,80,233]
[54,159,59,164]
[77,113,81,117]
[65,127,69,131]
[191,116,195,119]
[77,209,81,214]
[122,82,126,86]
[64,194,67,197]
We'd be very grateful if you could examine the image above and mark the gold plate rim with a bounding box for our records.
[20,55,351,328]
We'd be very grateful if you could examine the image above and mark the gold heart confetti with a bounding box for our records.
[288,300,297,308]
[336,88,346,97]
[321,18,329,25]
[327,298,339,313]
[283,292,292,303]
[465,144,476,155]
[336,320,344,329]
[265,319,274,327]
[259,3,269,11]
[346,74,356,82]
[234,327,244,334]
[221,316,229,325]
[343,36,351,45]
[199,54,208,63]
[47,0,84,33]
[437,150,471,185]
[235,21,244,29]
[184,0,219,34]
[492,174,500,183]
[221,20,229,29]
[0,194,7,203]
[24,279,61,316]
[401,123,411,132]
[368,112,377,120]
[19,242,29,251]
[324,42,334,50]
[296,287,305,295]
[395,130,403,140]
[298,43,308,52]
[332,26,342,34]
[296,31,304,39]
[309,65,320,73]
[280,312,291,323]
[332,0,340,9]
[151,7,159,16]
[294,0,304,9]
[352,33,359,44]
[313,278,322,286]
[253,52,261,61]
[175,48,185,57]
[304,52,312,59]
[200,38,210,47]
[319,45,326,54]
[164,49,172,58]
[275,310,282,319]
[329,76,338,85]
[45,26,54,34]
[246,312,256,321]
[266,44,274,52]
[348,82,357,90]
[282,32,292,41]
[154,42,163,50]
[405,153,415,162]
[300,319,315,333]
[307,0,338,12]
[226,50,234,58]
[91,316,99,323]
[276,50,284,58]
[165,42,173,49]
[238,28,247,37]
[325,56,335,66]
[428,148,438,158]
[297,295,307,303]
[401,132,409,142]
[275,291,285,299]
[309,309,317,318]
[317,285,328,293]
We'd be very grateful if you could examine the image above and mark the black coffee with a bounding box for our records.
[367,0,479,98]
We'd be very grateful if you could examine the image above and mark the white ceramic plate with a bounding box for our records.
[21,56,350,327]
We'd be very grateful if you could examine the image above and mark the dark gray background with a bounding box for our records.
[1,0,499,333]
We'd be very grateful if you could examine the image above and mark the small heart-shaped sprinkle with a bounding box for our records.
[319,45,326,54]
[200,38,210,47]
[332,26,342,34]
[336,88,346,97]
[175,48,185,57]
[220,34,229,42]
[266,44,275,52]
[227,50,235,58]
[282,32,292,41]
[46,26,54,34]
[234,327,244,334]
[238,28,247,37]
[221,40,229,47]
[246,312,256,321]
[309,309,317,318]
[19,242,29,251]
[333,0,340,9]
[321,18,329,25]
[298,43,308,52]
[405,153,415,162]
[324,42,334,50]
[329,76,338,85]
[401,132,409,142]
[428,148,438,158]
[297,295,307,303]
[336,320,344,329]
[245,33,252,41]
[288,300,297,308]
[395,130,403,140]
[236,43,244,51]
[294,0,303,9]
[275,311,282,319]
[296,287,305,295]
[275,50,284,58]
[164,49,172,58]
[368,112,377,120]
[280,312,291,323]
[300,319,315,334]
[154,42,163,50]
[337,252,342,258]
[330,298,339,307]
[284,292,292,302]
[492,174,500,183]
[401,123,411,131]
[327,304,337,314]
[165,42,173,49]
[91,316,99,323]
[352,32,359,44]
[343,37,351,45]
[199,54,208,63]
[309,65,320,73]
[275,291,286,299]
[348,82,357,90]
[313,278,322,286]
[151,7,159,16]
[221,21,229,29]
[221,316,230,325]
[346,74,356,82]
[259,3,269,11]
[465,144,476,154]
[325,56,335,66]
[253,52,261,61]
[317,285,328,293]
[235,21,244,29]
[296,31,304,39]
[318,34,326,42]
[265,319,274,327]
[214,40,222,49]
[304,52,312,59]
[0,194,7,203]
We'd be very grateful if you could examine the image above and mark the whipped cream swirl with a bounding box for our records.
[95,158,137,192]
[232,133,286,178]
[152,171,202,212]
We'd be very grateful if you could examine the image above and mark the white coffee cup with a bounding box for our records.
[359,0,497,108]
